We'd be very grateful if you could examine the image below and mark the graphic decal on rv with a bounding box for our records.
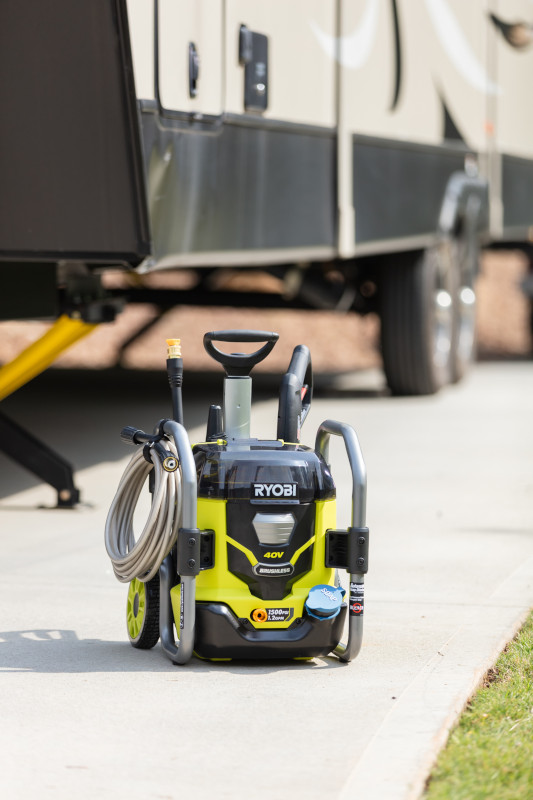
[489,13,533,51]
[309,0,402,111]
[311,0,518,105]
[389,0,402,111]
[441,97,466,143]
[424,0,500,95]
[308,0,379,71]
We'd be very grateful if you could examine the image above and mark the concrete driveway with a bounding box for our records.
[1,362,532,799]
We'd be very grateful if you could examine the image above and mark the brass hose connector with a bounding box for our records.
[166,338,182,358]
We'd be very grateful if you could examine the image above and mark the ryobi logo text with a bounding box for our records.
[252,482,297,498]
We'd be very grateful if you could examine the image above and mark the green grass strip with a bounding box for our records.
[424,610,533,800]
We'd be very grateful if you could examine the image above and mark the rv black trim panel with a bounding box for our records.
[502,154,533,233]
[352,134,468,245]
[141,112,336,261]
[0,0,150,266]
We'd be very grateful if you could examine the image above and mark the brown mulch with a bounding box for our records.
[475,250,531,357]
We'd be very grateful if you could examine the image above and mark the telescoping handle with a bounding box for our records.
[315,420,368,663]
[203,330,279,377]
[277,344,313,443]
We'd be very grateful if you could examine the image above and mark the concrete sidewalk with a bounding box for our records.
[1,362,532,799]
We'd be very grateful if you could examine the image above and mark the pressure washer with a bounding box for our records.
[104,331,369,663]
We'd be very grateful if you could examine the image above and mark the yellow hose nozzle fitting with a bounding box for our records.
[166,339,182,359]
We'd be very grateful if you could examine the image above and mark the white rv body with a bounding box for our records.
[126,0,533,262]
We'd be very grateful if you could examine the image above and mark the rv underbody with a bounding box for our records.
[1,0,533,398]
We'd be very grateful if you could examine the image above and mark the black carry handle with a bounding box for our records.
[203,330,279,376]
[277,345,313,443]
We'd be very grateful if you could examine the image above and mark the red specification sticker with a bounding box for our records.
[349,582,364,616]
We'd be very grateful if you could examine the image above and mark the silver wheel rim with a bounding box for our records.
[434,288,453,374]
[432,245,454,383]
[456,284,476,367]
[453,228,477,374]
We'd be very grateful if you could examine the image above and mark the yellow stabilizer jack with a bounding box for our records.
[0,314,97,402]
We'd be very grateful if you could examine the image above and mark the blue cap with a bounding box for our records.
[305,584,345,620]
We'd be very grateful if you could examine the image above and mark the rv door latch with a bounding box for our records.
[239,24,268,112]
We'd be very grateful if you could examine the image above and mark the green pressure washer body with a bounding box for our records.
[105,331,369,664]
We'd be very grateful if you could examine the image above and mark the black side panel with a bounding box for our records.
[502,154,533,233]
[0,0,150,265]
[353,135,467,243]
[141,113,336,257]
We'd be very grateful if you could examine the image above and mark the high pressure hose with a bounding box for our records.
[104,437,182,584]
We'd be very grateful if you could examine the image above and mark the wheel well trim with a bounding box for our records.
[438,172,489,238]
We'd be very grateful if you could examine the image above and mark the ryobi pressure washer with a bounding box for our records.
[104,331,368,663]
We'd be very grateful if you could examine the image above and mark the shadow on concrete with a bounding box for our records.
[0,368,216,500]
[0,367,385,500]
[0,628,345,674]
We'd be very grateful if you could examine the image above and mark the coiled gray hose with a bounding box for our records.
[104,440,182,583]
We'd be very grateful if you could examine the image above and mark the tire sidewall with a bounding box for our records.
[127,575,160,649]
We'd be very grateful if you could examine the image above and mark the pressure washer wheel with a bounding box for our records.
[126,575,160,649]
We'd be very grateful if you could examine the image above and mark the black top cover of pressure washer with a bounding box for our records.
[193,439,335,502]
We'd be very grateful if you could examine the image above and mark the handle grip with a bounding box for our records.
[120,426,152,445]
[203,329,279,376]
[277,345,313,443]
[204,330,279,344]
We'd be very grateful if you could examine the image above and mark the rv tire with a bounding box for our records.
[380,247,454,395]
